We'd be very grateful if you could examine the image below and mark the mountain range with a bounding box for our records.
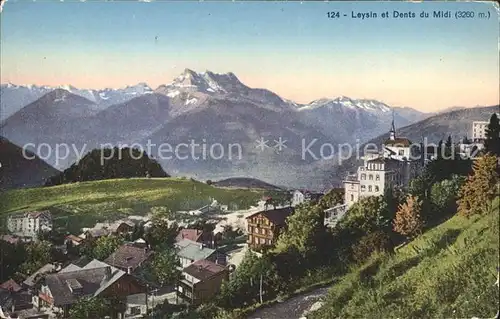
[0,69,495,189]
[0,82,153,122]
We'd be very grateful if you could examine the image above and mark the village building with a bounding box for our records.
[291,190,323,207]
[80,228,109,240]
[176,259,229,306]
[6,212,52,240]
[36,259,148,318]
[246,207,295,249]
[471,120,489,142]
[176,229,214,248]
[22,264,59,292]
[64,235,84,247]
[104,243,153,275]
[343,119,422,209]
[175,239,227,268]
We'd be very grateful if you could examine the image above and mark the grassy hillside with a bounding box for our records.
[0,178,263,233]
[311,198,499,318]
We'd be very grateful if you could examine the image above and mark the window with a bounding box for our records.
[361,174,366,180]
[351,194,354,201]
[368,185,372,192]
[268,229,273,236]
[375,186,379,192]
[375,174,380,181]
[399,150,405,156]
[267,239,272,245]
[361,185,366,191]
[369,174,373,180]
[260,238,266,244]
[130,306,141,315]
[261,228,265,235]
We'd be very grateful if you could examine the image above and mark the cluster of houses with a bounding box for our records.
[324,118,493,228]
[243,118,494,242]
[0,213,234,318]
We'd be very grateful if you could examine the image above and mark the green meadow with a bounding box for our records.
[311,197,499,319]
[0,178,263,233]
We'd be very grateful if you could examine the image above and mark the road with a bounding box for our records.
[246,287,329,319]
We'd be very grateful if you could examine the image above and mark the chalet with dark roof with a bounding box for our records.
[177,259,229,305]
[37,260,147,317]
[104,243,153,274]
[246,207,295,249]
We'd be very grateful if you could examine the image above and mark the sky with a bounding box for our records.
[1,1,499,112]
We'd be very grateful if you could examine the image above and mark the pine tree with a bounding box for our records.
[484,113,500,157]
[392,195,424,239]
[457,154,499,217]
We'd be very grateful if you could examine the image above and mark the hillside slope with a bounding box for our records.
[0,137,59,190]
[0,178,263,232]
[311,198,499,319]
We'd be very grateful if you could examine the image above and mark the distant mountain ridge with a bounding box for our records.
[3,69,492,189]
[0,82,153,122]
[0,137,59,190]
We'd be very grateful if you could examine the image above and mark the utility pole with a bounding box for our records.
[259,273,263,304]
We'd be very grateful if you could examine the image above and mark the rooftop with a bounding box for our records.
[0,279,22,292]
[177,242,216,262]
[183,259,227,281]
[8,210,52,220]
[44,260,125,306]
[23,263,57,287]
[176,229,205,243]
[104,243,153,272]
[246,207,295,226]
[384,138,412,147]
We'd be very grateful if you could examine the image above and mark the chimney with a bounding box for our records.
[105,266,112,280]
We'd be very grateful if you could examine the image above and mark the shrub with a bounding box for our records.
[352,230,393,264]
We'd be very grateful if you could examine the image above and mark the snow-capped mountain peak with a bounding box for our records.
[298,96,392,113]
[170,68,243,94]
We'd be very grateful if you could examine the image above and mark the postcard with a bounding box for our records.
[0,1,498,318]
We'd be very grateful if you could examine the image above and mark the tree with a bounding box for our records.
[273,202,325,256]
[145,218,178,249]
[338,196,388,235]
[409,170,433,200]
[146,249,181,287]
[457,154,499,217]
[217,250,278,309]
[45,147,169,186]
[484,113,500,157]
[68,296,110,319]
[317,188,344,210]
[19,241,52,275]
[393,195,424,240]
[93,235,124,260]
[0,241,27,282]
[351,230,392,264]
[430,175,466,213]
